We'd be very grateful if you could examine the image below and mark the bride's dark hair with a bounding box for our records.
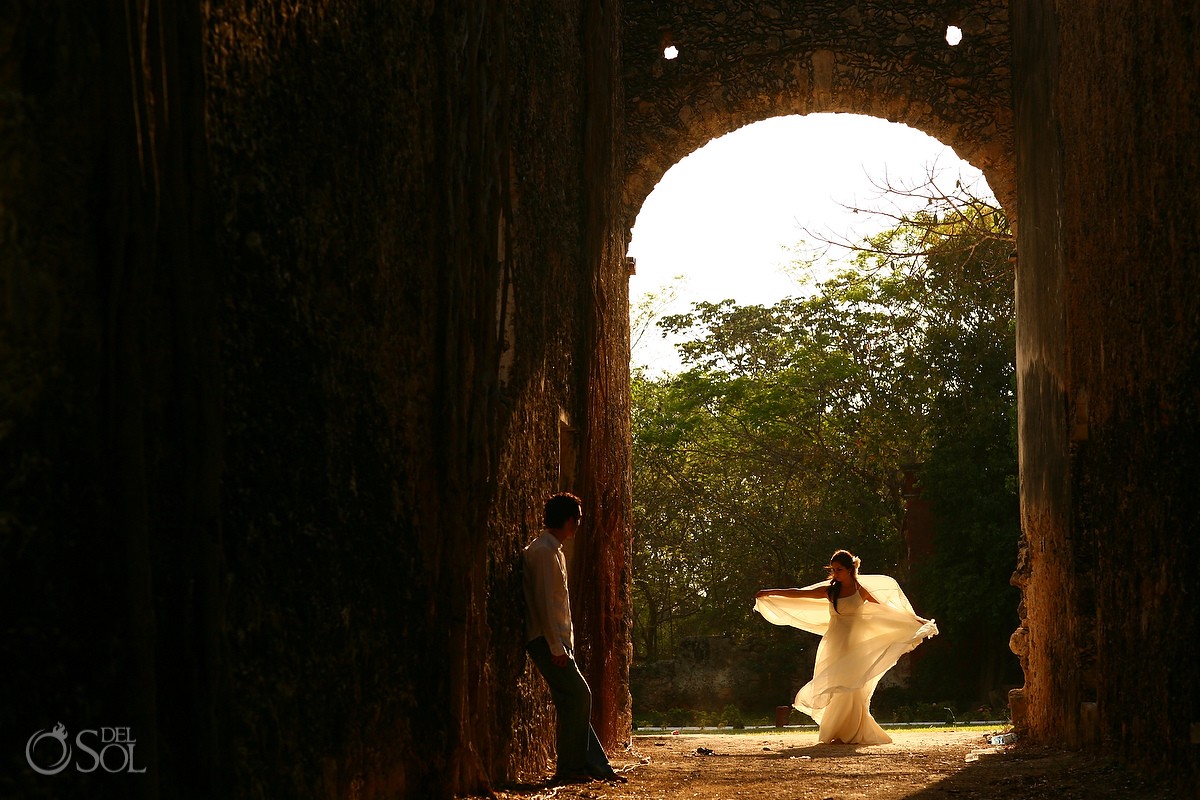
[825,549,859,613]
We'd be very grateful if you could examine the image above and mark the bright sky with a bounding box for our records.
[627,113,993,375]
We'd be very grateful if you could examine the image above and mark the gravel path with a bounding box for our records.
[488,729,1171,800]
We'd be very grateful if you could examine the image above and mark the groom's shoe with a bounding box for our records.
[552,771,594,785]
[589,767,628,783]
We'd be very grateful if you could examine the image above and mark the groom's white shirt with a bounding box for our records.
[523,530,574,657]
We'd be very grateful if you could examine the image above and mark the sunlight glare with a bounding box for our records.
[626,113,994,376]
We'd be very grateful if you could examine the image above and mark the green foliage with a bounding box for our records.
[718,704,746,729]
[630,184,1020,705]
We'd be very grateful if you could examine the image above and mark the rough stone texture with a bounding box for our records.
[632,636,808,714]
[1010,0,1199,791]
[3,0,1198,796]
[622,0,1015,235]
[631,635,920,720]
[1,2,628,798]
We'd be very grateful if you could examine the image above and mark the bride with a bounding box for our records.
[754,549,938,744]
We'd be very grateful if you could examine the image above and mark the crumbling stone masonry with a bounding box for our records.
[621,0,1015,233]
[1008,0,1199,783]
[2,1,1197,798]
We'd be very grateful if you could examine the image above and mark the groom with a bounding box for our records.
[523,492,625,784]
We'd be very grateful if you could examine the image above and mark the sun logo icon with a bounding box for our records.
[26,722,72,775]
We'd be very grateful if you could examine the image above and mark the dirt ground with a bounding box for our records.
[490,729,1173,800]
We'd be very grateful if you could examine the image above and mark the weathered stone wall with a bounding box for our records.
[1010,0,1199,789]
[631,635,925,720]
[632,636,811,715]
[1,2,628,798]
[6,0,1197,795]
[622,0,1014,233]
[628,638,787,714]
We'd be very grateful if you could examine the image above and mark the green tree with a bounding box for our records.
[630,183,1020,707]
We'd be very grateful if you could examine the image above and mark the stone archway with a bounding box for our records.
[621,0,1014,236]
[617,3,1200,792]
[6,1,1197,796]
[617,0,1022,733]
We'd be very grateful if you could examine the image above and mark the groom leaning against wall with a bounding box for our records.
[522,492,626,785]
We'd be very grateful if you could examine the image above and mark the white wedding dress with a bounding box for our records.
[754,574,938,744]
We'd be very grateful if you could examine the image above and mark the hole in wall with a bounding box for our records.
[663,45,679,60]
[945,26,963,46]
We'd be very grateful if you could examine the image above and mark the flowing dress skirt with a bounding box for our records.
[755,574,938,744]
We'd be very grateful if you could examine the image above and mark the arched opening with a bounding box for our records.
[625,113,1021,730]
[628,114,1000,373]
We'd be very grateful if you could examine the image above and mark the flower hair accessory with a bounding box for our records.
[852,556,862,570]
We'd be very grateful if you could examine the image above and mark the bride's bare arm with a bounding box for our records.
[756,586,828,600]
[859,584,880,603]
